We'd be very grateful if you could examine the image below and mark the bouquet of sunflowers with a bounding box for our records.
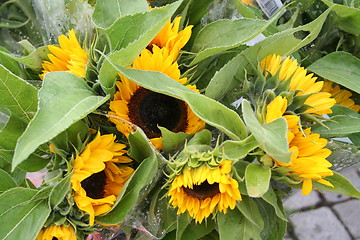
[1,0,360,239]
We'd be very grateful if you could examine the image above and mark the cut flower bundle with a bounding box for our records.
[0,0,360,239]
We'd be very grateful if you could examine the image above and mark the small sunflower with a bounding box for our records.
[70,132,134,226]
[107,46,205,150]
[266,96,334,195]
[36,224,76,240]
[322,80,360,112]
[260,54,336,115]
[167,149,242,223]
[40,29,88,79]
[148,16,192,61]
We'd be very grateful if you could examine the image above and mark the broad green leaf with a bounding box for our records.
[308,51,360,94]
[108,63,247,140]
[0,168,17,192]
[322,0,360,36]
[0,109,49,172]
[175,90,247,140]
[180,219,216,240]
[0,188,51,240]
[0,46,49,71]
[106,2,182,51]
[0,46,21,76]
[217,209,261,240]
[330,104,360,118]
[191,10,283,65]
[176,214,191,240]
[96,153,160,224]
[99,1,182,94]
[236,195,264,229]
[313,172,360,198]
[93,0,148,28]
[312,115,360,137]
[255,198,287,240]
[49,173,71,208]
[262,187,287,221]
[128,128,154,163]
[0,64,38,122]
[187,129,212,146]
[206,8,332,100]
[12,72,109,170]
[242,100,291,163]
[220,135,259,160]
[160,127,193,154]
[245,163,271,198]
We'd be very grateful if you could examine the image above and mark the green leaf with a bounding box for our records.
[261,187,287,221]
[245,163,271,198]
[322,0,360,36]
[236,195,264,229]
[312,115,360,137]
[108,62,247,140]
[99,1,183,94]
[0,46,21,76]
[0,168,17,193]
[160,127,193,154]
[308,51,360,94]
[242,100,291,163]
[187,129,212,146]
[0,64,38,122]
[12,72,109,170]
[220,135,259,160]
[96,153,160,224]
[128,128,154,163]
[180,219,216,240]
[175,90,247,140]
[0,45,49,71]
[93,0,149,28]
[255,198,287,240]
[205,7,332,100]
[49,173,71,208]
[313,171,360,198]
[191,10,282,65]
[217,208,261,240]
[0,108,49,172]
[0,188,51,240]
[175,214,191,240]
[106,2,182,51]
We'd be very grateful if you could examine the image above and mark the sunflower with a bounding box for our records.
[36,224,76,240]
[107,46,205,150]
[260,54,336,115]
[148,16,192,61]
[322,80,360,112]
[40,29,88,79]
[266,96,334,195]
[70,132,134,226]
[168,160,242,223]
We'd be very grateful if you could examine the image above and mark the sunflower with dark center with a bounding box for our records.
[107,46,205,150]
[167,158,242,223]
[70,132,134,226]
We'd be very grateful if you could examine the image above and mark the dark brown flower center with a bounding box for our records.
[81,170,107,199]
[183,181,220,200]
[128,87,188,138]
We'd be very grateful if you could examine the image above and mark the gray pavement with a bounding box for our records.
[284,163,360,240]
